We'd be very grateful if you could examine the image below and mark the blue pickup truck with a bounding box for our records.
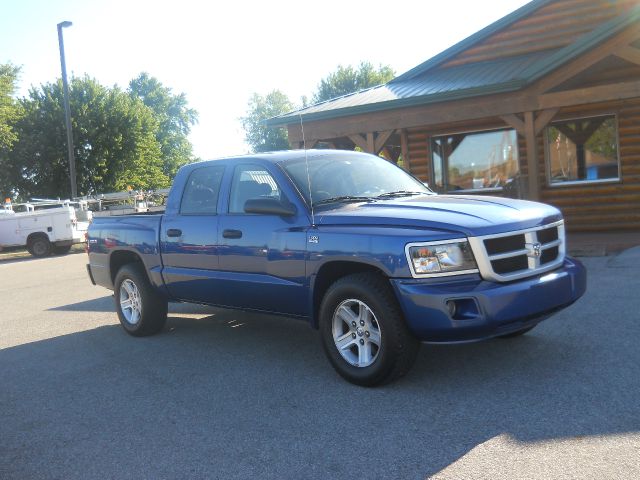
[87,150,586,386]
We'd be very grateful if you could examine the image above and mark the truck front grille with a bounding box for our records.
[468,221,565,282]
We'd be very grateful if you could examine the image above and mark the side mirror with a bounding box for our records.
[244,197,296,216]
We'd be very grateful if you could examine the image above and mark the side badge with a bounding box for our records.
[308,235,319,244]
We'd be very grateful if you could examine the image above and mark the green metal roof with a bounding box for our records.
[267,1,640,127]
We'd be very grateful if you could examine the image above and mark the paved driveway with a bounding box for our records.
[1,249,639,479]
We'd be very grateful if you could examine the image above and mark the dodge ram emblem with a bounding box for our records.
[526,242,542,258]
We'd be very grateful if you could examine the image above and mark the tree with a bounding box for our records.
[129,73,198,177]
[6,76,167,198]
[241,90,293,153]
[0,63,21,152]
[312,61,395,104]
[240,62,395,152]
[0,64,23,198]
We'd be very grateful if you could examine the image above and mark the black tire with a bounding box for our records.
[53,245,72,255]
[113,263,168,337]
[497,325,536,339]
[319,273,419,387]
[28,235,51,258]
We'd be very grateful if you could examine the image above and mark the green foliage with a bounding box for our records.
[129,73,198,177]
[0,64,24,198]
[5,76,167,198]
[241,90,293,153]
[312,62,395,104]
[0,63,21,152]
[241,62,395,153]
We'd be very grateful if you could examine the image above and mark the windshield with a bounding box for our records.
[281,152,433,207]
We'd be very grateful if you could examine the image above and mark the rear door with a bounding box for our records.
[161,164,225,302]
[216,162,308,315]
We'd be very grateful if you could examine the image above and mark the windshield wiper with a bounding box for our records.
[314,195,374,206]
[376,191,425,199]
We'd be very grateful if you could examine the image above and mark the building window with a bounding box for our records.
[545,115,619,185]
[431,129,519,192]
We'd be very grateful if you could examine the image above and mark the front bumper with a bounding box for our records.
[391,256,587,343]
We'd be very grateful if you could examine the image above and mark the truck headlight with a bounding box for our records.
[406,240,478,276]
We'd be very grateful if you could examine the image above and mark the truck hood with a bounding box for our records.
[315,194,562,237]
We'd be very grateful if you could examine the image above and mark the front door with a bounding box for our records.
[217,163,308,316]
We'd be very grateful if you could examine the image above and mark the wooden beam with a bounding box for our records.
[348,133,368,151]
[534,108,559,135]
[381,147,394,162]
[286,92,537,144]
[374,130,395,154]
[538,80,640,109]
[366,132,375,154]
[400,129,410,171]
[524,111,540,201]
[500,114,525,136]
[533,24,640,94]
[615,45,640,66]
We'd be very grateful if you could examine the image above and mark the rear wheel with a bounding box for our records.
[319,273,419,386]
[114,263,167,336]
[28,235,51,257]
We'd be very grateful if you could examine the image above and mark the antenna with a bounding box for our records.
[299,113,315,226]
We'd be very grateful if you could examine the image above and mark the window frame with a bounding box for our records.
[179,165,226,216]
[430,126,520,194]
[543,113,621,188]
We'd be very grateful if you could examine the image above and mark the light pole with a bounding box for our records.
[57,20,77,199]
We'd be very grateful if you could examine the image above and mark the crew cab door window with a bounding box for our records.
[228,165,280,214]
[180,166,225,215]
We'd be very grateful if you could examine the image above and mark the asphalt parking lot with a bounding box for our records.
[1,249,639,479]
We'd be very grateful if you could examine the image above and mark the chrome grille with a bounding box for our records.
[468,221,565,282]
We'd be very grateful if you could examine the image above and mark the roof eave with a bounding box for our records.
[266,80,527,127]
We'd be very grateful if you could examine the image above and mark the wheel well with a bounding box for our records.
[312,261,387,329]
[110,250,144,284]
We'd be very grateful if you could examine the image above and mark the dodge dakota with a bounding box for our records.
[87,150,587,386]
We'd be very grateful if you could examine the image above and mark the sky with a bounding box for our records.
[1,0,531,159]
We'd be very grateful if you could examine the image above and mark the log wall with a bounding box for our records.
[443,0,637,68]
[405,98,640,232]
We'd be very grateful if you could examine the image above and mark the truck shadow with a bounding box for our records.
[3,287,639,480]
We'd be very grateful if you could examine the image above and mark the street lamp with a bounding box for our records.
[57,20,77,199]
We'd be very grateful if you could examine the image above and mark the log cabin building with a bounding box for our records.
[268,0,640,232]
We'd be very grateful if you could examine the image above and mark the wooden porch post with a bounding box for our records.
[400,129,410,171]
[524,112,539,201]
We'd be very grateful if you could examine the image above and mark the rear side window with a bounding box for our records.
[180,166,225,215]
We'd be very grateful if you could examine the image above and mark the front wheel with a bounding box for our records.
[114,263,167,337]
[319,273,419,386]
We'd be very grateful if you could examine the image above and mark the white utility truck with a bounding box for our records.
[0,198,92,257]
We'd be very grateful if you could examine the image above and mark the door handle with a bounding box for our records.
[223,229,243,239]
[167,228,182,238]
